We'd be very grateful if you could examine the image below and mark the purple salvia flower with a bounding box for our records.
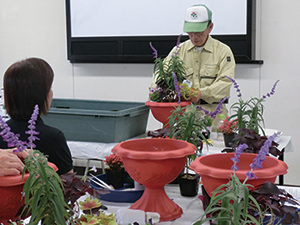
[172,72,182,103]
[230,143,248,171]
[246,132,278,179]
[0,116,26,153]
[25,105,40,149]
[0,105,40,153]
[176,34,182,50]
[226,75,242,98]
[262,80,280,99]
[246,171,257,180]
[209,96,230,119]
[149,42,158,59]
[150,87,155,93]
[196,105,210,115]
[197,96,229,119]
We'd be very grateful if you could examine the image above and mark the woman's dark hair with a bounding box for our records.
[3,57,54,120]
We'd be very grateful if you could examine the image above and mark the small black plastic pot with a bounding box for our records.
[105,168,125,189]
[223,133,236,147]
[179,173,200,197]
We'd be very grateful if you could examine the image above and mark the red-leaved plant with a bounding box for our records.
[218,116,238,135]
[104,153,123,171]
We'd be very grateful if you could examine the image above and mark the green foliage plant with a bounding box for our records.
[194,174,262,225]
[149,37,197,102]
[167,103,216,176]
[22,150,71,224]
[0,105,71,224]
[194,132,279,225]
[0,105,119,224]
[226,76,279,135]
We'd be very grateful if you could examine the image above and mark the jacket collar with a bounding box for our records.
[186,35,213,53]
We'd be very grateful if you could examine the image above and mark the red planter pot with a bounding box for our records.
[190,153,288,197]
[0,162,58,224]
[112,138,195,222]
[145,101,191,126]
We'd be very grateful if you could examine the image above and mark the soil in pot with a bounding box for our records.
[105,168,125,189]
[179,173,200,197]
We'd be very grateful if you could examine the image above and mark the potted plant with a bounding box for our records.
[221,77,283,158]
[146,36,197,126]
[167,104,210,196]
[0,105,70,224]
[104,153,125,189]
[0,106,118,225]
[60,172,118,225]
[226,76,279,135]
[229,128,282,157]
[166,93,229,196]
[191,132,291,225]
[217,116,238,147]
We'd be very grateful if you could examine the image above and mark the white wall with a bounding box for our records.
[1,0,300,185]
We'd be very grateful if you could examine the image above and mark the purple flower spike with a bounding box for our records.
[149,42,158,59]
[262,80,280,99]
[25,105,40,149]
[172,72,182,103]
[196,105,209,115]
[0,116,26,153]
[246,132,278,179]
[176,34,182,49]
[231,143,248,171]
[225,75,242,98]
[209,96,229,119]
[246,171,257,180]
[197,96,229,119]
[0,105,40,153]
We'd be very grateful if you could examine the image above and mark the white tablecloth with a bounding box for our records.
[22,183,300,225]
[67,133,293,161]
[99,184,208,225]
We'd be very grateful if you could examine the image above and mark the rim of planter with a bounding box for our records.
[145,101,191,107]
[0,162,58,186]
[112,138,196,160]
[190,153,288,180]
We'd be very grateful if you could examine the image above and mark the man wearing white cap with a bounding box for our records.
[152,4,235,131]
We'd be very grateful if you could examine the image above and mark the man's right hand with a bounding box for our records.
[188,89,201,103]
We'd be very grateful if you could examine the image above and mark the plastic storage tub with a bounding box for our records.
[42,98,149,143]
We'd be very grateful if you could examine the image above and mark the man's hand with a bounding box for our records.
[188,89,201,103]
[0,149,29,176]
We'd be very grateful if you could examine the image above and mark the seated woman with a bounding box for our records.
[0,57,73,175]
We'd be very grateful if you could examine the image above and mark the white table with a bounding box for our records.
[22,182,300,225]
[96,184,206,225]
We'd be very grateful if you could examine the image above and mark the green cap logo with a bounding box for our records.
[191,12,197,19]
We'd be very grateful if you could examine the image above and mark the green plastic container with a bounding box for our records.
[42,99,149,143]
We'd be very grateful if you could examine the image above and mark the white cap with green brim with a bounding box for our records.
[183,4,212,33]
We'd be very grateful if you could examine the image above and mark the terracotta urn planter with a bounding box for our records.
[112,138,195,222]
[0,162,58,224]
[145,101,191,126]
[189,153,288,197]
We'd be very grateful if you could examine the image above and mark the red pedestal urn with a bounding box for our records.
[112,138,195,222]
[190,153,288,197]
[0,162,58,224]
[145,101,191,126]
